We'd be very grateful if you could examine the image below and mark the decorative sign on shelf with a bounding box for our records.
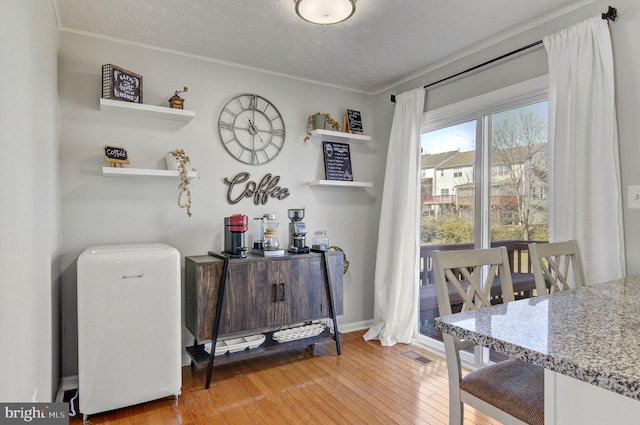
[102,64,143,103]
[103,145,130,168]
[323,141,353,181]
[224,172,290,205]
[343,109,363,134]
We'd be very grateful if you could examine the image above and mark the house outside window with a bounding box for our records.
[495,163,510,177]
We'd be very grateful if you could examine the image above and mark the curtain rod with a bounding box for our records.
[390,5,617,103]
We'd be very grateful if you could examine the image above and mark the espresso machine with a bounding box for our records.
[223,214,248,258]
[287,206,309,253]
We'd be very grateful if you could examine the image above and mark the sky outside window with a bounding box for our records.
[421,102,547,154]
[421,120,475,154]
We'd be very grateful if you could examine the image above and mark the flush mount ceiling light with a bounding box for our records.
[295,0,356,25]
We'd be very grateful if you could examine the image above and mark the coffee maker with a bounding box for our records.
[253,213,280,251]
[223,214,248,258]
[287,206,309,253]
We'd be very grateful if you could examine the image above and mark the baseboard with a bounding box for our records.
[182,353,192,367]
[410,337,446,360]
[337,319,374,334]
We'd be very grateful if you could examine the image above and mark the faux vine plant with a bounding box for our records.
[169,149,196,217]
[303,112,340,142]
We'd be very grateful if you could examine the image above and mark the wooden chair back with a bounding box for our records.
[432,246,515,316]
[528,240,586,294]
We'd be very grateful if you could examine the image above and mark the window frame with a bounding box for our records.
[421,75,548,250]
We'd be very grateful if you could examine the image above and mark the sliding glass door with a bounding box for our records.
[416,77,549,367]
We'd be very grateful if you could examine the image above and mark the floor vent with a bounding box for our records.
[402,351,433,365]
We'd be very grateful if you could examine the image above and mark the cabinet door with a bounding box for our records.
[220,260,280,334]
[279,256,325,324]
[185,258,224,341]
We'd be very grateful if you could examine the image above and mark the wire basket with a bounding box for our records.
[328,246,349,274]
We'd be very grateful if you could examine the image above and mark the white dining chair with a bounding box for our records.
[433,246,544,425]
[528,240,586,294]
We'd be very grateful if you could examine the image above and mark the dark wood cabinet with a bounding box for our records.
[185,251,344,387]
[185,252,343,340]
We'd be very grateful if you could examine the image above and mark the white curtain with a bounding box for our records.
[364,87,425,346]
[544,16,625,283]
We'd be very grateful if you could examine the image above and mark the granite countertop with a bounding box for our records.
[434,275,640,400]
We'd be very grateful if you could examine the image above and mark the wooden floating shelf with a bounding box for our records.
[99,98,196,122]
[308,129,371,144]
[102,167,198,180]
[309,180,373,188]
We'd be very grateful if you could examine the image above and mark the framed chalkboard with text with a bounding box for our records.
[323,141,353,181]
[102,64,143,103]
[103,145,130,167]
[343,109,363,134]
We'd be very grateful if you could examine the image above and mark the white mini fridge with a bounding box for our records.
[77,243,182,418]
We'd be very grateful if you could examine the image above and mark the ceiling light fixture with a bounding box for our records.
[295,0,356,25]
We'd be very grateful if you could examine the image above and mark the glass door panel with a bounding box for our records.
[489,101,548,295]
[419,120,476,340]
[486,100,549,362]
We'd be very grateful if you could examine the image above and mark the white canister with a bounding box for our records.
[166,153,180,170]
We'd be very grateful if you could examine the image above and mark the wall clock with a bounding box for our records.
[218,94,286,165]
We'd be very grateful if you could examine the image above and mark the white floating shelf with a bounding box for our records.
[100,98,196,122]
[102,167,198,180]
[308,129,371,144]
[309,180,373,188]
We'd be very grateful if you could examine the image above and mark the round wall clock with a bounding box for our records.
[218,94,286,165]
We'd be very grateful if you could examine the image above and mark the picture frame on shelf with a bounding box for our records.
[323,141,353,181]
[102,64,143,104]
[103,145,130,168]
[343,109,363,134]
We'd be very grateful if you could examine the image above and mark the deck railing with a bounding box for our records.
[419,239,545,286]
[418,239,547,339]
[422,195,456,204]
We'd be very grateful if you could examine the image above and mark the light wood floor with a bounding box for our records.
[69,330,499,425]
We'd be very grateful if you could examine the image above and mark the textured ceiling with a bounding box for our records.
[55,0,589,94]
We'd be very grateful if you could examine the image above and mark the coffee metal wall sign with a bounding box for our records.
[224,172,290,205]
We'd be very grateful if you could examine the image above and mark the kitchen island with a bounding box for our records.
[434,275,640,425]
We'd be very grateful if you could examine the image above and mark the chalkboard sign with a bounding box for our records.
[102,64,143,103]
[344,109,363,134]
[323,141,353,181]
[104,145,130,167]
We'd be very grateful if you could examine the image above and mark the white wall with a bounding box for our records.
[0,0,60,401]
[375,0,640,276]
[58,32,380,376]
